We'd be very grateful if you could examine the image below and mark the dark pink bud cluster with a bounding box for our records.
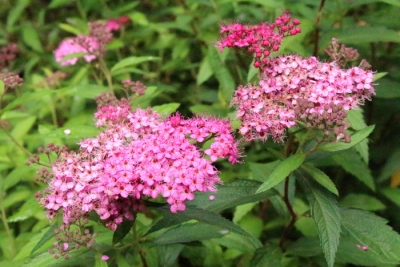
[231,55,375,142]
[36,101,240,230]
[324,38,371,69]
[106,16,131,31]
[54,21,114,66]
[0,72,23,93]
[217,11,301,68]
[122,80,147,95]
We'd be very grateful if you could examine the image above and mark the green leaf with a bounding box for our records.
[152,103,180,116]
[286,237,322,257]
[30,224,59,256]
[197,56,213,85]
[2,165,34,191]
[188,179,278,213]
[7,196,43,222]
[338,208,400,265]
[22,24,43,52]
[94,252,108,267]
[332,149,375,191]
[110,56,160,74]
[297,171,342,267]
[65,84,108,99]
[6,0,30,30]
[302,164,339,196]
[374,78,400,99]
[0,80,4,95]
[340,194,385,211]
[207,45,235,105]
[318,125,375,152]
[154,222,227,245]
[213,231,260,252]
[1,90,56,113]
[373,72,388,81]
[379,149,400,181]
[249,161,280,182]
[58,23,82,35]
[116,252,131,267]
[256,154,305,193]
[48,0,74,8]
[60,52,89,63]
[250,245,283,267]
[112,219,134,244]
[11,116,36,141]
[157,244,184,267]
[381,187,400,207]
[21,249,94,267]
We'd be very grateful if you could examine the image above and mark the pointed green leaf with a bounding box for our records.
[154,222,227,245]
[30,224,59,256]
[251,245,283,267]
[188,179,277,213]
[21,249,94,267]
[0,80,4,96]
[340,194,385,211]
[256,154,305,193]
[297,171,341,267]
[152,103,180,116]
[110,56,160,74]
[381,187,400,207]
[66,84,108,99]
[332,149,375,191]
[157,244,184,267]
[7,197,43,222]
[60,52,89,63]
[302,164,339,196]
[197,56,213,85]
[112,219,134,244]
[318,125,374,152]
[22,25,43,52]
[249,161,280,182]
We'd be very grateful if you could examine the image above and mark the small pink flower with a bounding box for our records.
[101,255,109,261]
[209,195,215,201]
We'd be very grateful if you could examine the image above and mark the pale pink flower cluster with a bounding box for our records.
[217,11,301,68]
[231,54,375,142]
[54,36,99,66]
[40,103,239,230]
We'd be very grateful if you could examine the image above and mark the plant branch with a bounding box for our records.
[279,176,297,249]
[313,0,326,56]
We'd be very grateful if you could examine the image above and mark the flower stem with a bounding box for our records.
[279,175,297,249]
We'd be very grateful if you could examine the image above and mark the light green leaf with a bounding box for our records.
[48,0,74,8]
[318,125,375,152]
[112,219,134,245]
[110,56,160,74]
[21,249,94,267]
[233,202,257,223]
[213,231,259,252]
[22,25,43,52]
[58,23,82,35]
[197,56,213,85]
[188,179,277,213]
[332,149,375,191]
[30,224,59,256]
[374,78,400,99]
[7,197,43,222]
[6,0,30,30]
[249,160,280,182]
[157,244,184,267]
[1,90,56,113]
[340,194,385,211]
[256,154,305,193]
[207,45,235,105]
[373,72,388,81]
[65,84,108,99]
[11,116,36,140]
[338,208,400,265]
[154,222,227,245]
[2,165,34,191]
[0,80,4,95]
[381,187,400,207]
[152,103,180,116]
[60,52,88,63]
[94,252,108,267]
[297,171,342,267]
[302,164,339,196]
[116,252,131,267]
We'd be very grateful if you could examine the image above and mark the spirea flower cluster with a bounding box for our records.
[217,11,301,68]
[54,21,113,66]
[35,101,240,231]
[231,55,375,142]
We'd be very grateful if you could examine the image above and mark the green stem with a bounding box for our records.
[98,57,113,92]
[0,191,15,257]
[76,0,87,21]
[312,0,326,56]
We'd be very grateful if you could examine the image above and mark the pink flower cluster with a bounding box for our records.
[40,103,239,230]
[54,36,99,66]
[54,21,114,66]
[217,11,301,68]
[231,55,375,142]
[106,16,131,31]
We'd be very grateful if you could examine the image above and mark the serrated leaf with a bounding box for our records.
[154,222,227,245]
[30,224,59,256]
[251,245,283,267]
[60,52,88,63]
[318,125,375,152]
[112,219,134,244]
[339,208,400,265]
[297,171,341,267]
[332,149,375,191]
[21,248,93,267]
[340,194,385,211]
[213,231,260,252]
[110,56,160,74]
[302,164,339,196]
[286,237,322,257]
[152,103,180,116]
[249,161,280,182]
[188,179,277,213]
[207,45,235,105]
[256,154,305,193]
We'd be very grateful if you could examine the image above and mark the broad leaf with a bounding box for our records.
[381,187,400,207]
[197,55,213,85]
[110,56,160,74]
[286,237,322,257]
[339,194,385,211]
[112,219,135,244]
[250,245,283,267]
[157,244,184,267]
[152,103,180,116]
[256,154,305,193]
[297,171,342,267]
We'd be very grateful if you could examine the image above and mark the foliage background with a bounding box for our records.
[0,0,400,266]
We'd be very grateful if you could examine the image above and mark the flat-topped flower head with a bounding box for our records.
[36,99,240,230]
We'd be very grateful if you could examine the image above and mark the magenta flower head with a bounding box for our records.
[38,100,240,231]
[54,36,99,66]
[217,11,301,68]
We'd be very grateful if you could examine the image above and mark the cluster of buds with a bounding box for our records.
[0,43,19,70]
[106,16,131,31]
[32,95,240,231]
[324,38,371,69]
[0,72,23,94]
[217,11,301,68]
[122,80,147,95]
[54,21,116,66]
